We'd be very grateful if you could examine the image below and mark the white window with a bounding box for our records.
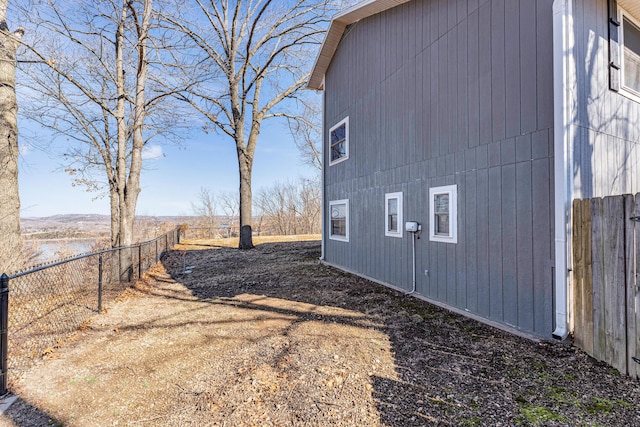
[622,12,640,96]
[329,117,349,165]
[429,185,457,244]
[385,192,403,238]
[329,199,349,242]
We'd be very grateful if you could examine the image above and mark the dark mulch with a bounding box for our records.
[3,240,639,426]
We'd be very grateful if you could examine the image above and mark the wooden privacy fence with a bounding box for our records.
[572,194,640,378]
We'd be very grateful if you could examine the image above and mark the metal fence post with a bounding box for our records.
[118,247,122,283]
[0,274,9,396]
[155,240,158,263]
[98,254,103,313]
[138,245,142,279]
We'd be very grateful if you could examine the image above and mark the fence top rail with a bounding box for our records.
[6,227,179,280]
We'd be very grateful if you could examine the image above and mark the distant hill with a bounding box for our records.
[21,214,110,235]
[21,214,197,240]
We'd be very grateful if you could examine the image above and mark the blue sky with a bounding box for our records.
[18,117,319,217]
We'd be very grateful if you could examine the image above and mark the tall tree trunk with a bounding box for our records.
[123,0,152,247]
[115,1,127,243]
[114,2,132,280]
[109,181,119,247]
[236,102,261,250]
[0,2,23,273]
[237,146,253,249]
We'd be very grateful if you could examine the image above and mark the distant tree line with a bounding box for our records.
[255,178,321,236]
[192,177,321,238]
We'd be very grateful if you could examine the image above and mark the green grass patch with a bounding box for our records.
[615,399,634,408]
[460,417,482,426]
[586,398,613,414]
[548,386,578,405]
[518,404,568,425]
[581,398,632,412]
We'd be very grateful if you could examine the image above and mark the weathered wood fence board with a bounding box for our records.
[626,195,638,379]
[573,194,640,378]
[573,199,593,355]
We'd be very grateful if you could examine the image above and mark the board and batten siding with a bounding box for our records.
[571,0,640,199]
[323,0,555,337]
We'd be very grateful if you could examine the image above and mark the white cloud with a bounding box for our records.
[19,142,32,156]
[142,145,164,160]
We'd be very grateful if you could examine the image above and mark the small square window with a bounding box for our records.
[329,199,349,241]
[385,192,403,238]
[329,117,349,165]
[429,185,457,244]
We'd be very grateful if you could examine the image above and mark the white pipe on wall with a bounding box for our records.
[551,0,574,340]
[408,230,416,294]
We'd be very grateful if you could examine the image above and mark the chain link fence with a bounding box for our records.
[180,226,239,240]
[0,227,180,393]
[181,221,312,239]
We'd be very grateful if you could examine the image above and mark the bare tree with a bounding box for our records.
[287,97,322,171]
[255,178,320,236]
[297,177,321,233]
[218,191,239,238]
[0,0,23,273]
[165,0,331,249]
[256,181,296,235]
[191,187,217,237]
[17,0,182,249]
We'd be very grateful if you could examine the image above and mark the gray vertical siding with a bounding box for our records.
[323,0,555,336]
[571,0,640,199]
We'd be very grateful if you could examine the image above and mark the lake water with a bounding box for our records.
[26,239,100,263]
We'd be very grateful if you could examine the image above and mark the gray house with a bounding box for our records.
[308,0,640,339]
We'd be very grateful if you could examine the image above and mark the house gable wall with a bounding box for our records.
[323,0,555,336]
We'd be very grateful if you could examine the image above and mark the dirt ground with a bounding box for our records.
[1,239,639,426]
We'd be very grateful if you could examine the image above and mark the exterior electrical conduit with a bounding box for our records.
[405,222,420,295]
[408,230,416,295]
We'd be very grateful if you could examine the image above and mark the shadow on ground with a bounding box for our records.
[3,240,639,426]
[1,396,61,427]
[156,241,640,426]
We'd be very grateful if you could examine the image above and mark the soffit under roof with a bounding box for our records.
[619,0,640,20]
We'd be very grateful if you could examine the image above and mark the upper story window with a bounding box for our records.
[622,14,640,95]
[429,185,457,244]
[329,199,349,242]
[329,117,349,165]
[385,192,403,238]
[609,5,640,100]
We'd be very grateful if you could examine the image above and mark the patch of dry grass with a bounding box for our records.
[175,234,320,251]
